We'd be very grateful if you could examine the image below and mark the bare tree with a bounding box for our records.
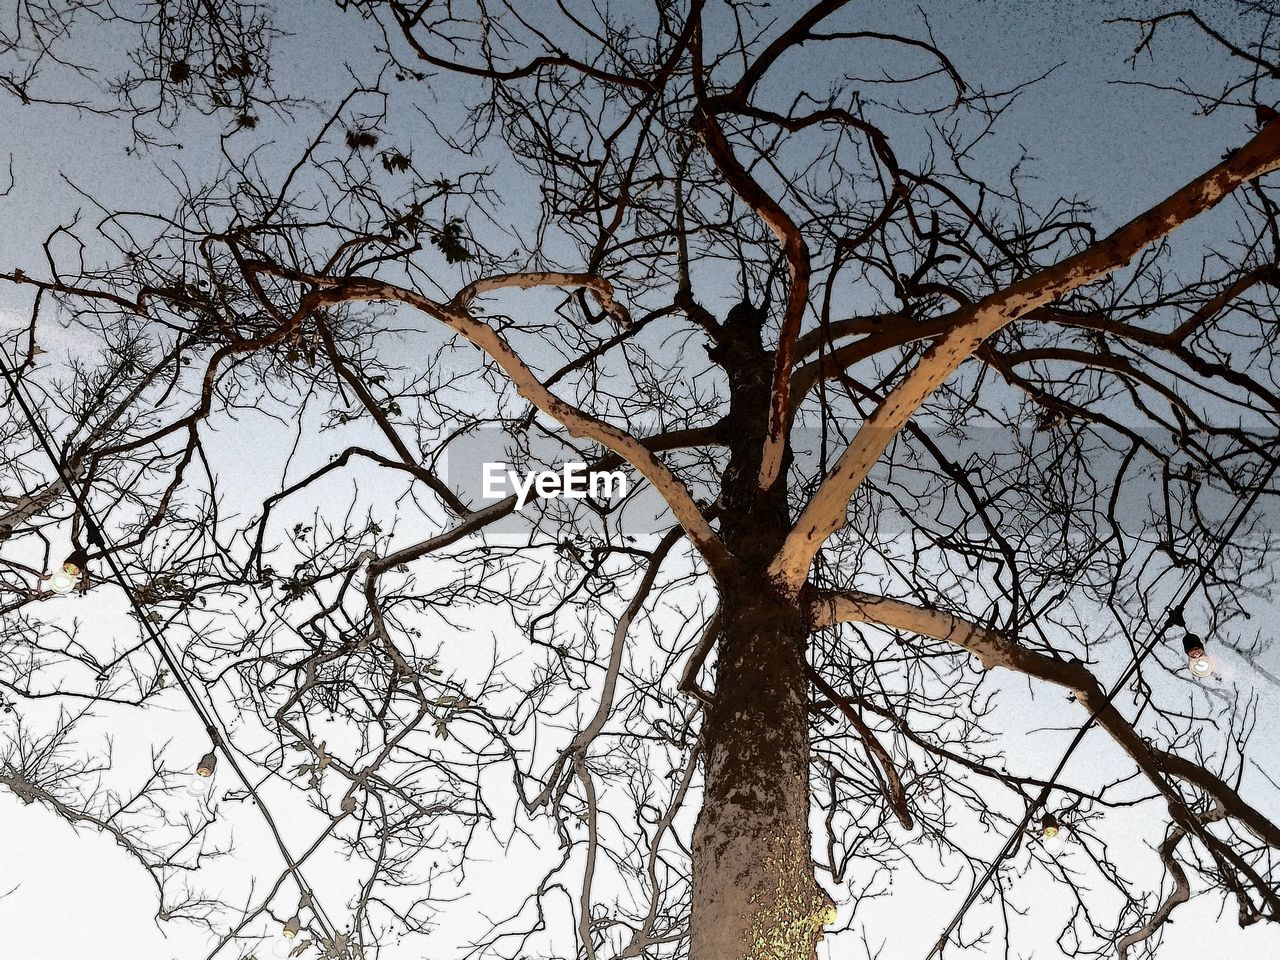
[3,2,1280,959]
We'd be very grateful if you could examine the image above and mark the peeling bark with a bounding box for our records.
[770,120,1280,594]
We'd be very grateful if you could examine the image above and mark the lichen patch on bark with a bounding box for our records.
[746,843,836,960]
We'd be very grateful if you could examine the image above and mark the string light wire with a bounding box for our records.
[924,433,1280,959]
[9,338,1277,957]
[0,349,340,944]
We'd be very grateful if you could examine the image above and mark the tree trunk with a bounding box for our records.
[689,301,831,958]
[691,583,832,959]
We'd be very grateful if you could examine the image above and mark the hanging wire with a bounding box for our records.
[10,325,1278,958]
[924,432,1280,959]
[0,350,340,944]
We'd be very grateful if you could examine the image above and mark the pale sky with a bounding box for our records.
[3,2,1280,959]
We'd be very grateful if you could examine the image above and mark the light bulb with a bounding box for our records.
[48,550,89,595]
[1040,813,1067,855]
[186,750,217,796]
[1189,652,1214,678]
[47,569,77,595]
[1181,633,1214,679]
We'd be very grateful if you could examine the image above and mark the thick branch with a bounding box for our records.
[771,120,1280,593]
[296,274,731,573]
[1115,824,1193,960]
[692,23,811,493]
[806,587,1280,854]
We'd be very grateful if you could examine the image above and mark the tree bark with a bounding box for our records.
[691,584,832,959]
[690,303,832,958]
